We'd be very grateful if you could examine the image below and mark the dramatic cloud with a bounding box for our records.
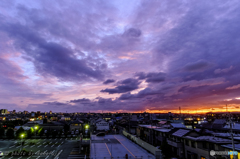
[70,98,91,103]
[1,0,240,112]
[103,79,115,84]
[101,78,141,94]
[135,72,166,83]
[0,22,106,82]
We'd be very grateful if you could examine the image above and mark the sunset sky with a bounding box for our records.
[1,0,240,113]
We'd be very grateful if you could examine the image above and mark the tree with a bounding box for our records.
[52,130,58,138]
[43,118,48,124]
[16,127,25,138]
[6,128,14,139]
[27,128,34,138]
[0,127,5,138]
[64,124,70,132]
[160,141,172,158]
[38,128,44,136]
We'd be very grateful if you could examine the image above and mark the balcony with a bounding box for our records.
[167,138,183,148]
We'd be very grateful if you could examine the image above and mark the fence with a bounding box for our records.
[122,131,162,159]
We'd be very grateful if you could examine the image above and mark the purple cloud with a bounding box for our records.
[101,78,141,94]
[103,79,115,84]
[1,0,240,112]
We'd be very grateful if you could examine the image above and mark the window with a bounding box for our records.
[202,142,207,149]
[201,156,206,159]
[209,143,214,150]
[186,140,189,146]
[191,141,196,148]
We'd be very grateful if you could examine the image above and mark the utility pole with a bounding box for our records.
[129,113,130,133]
[229,112,237,159]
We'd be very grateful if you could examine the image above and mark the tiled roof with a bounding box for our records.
[170,123,186,128]
[221,144,240,151]
[172,129,190,137]
[194,128,201,132]
[212,132,240,137]
[223,123,240,130]
[185,136,234,144]
[154,128,171,132]
[213,119,226,124]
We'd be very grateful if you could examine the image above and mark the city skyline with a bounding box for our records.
[1,0,240,113]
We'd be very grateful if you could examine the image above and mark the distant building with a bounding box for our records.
[60,116,71,121]
[96,119,109,131]
[70,120,84,131]
[0,109,8,115]
[31,112,35,117]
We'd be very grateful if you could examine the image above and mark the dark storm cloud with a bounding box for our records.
[103,79,115,84]
[97,97,114,104]
[70,98,91,103]
[119,92,135,100]
[135,72,166,83]
[0,22,106,82]
[101,78,141,94]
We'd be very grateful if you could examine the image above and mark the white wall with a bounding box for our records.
[96,121,109,130]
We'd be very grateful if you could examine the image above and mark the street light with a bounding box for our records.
[21,134,24,151]
[34,126,38,138]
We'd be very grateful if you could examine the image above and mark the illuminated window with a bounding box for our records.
[201,156,206,159]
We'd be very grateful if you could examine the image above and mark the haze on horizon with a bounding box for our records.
[0,0,240,113]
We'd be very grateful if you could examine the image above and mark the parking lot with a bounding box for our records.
[0,138,87,159]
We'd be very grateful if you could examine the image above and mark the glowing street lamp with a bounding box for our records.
[85,125,89,129]
[34,126,38,137]
[21,134,24,151]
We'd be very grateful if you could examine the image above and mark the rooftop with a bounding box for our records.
[222,144,240,151]
[185,136,236,144]
[172,129,190,137]
[90,135,155,159]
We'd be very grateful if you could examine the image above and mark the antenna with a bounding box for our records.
[179,107,181,119]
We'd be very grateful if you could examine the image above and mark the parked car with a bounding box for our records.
[96,132,105,136]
